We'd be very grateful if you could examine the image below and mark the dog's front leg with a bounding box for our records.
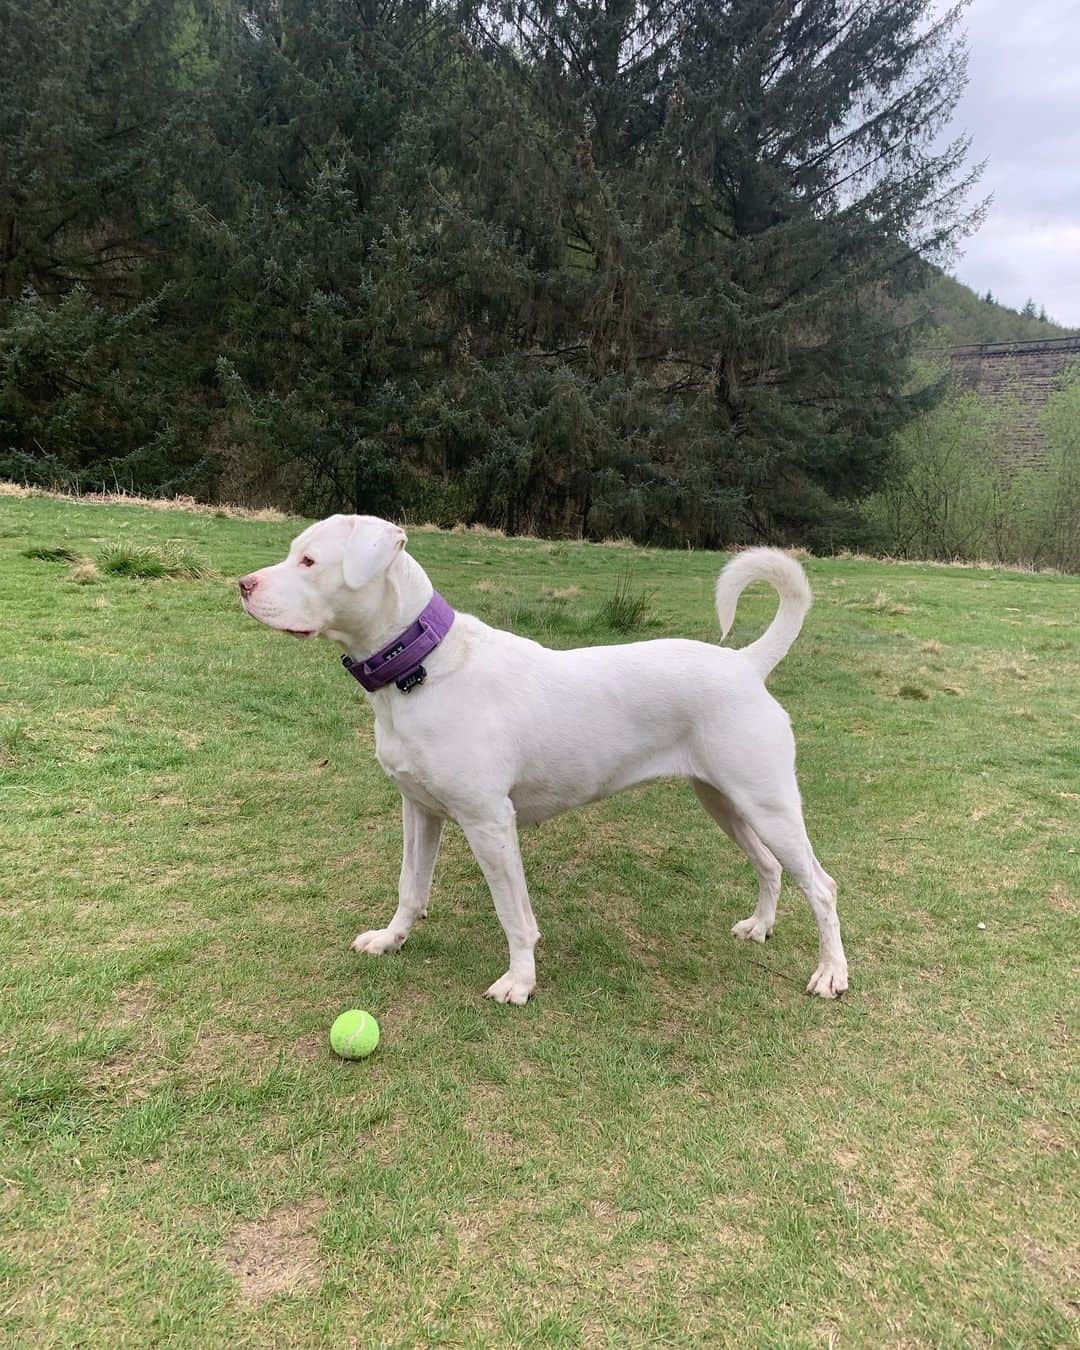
[461,801,539,1005]
[352,796,444,955]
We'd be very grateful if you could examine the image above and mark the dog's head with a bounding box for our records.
[238,514,406,639]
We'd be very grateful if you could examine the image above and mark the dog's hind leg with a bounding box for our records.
[693,780,782,944]
[729,787,847,999]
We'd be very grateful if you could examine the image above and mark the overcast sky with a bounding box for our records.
[940,0,1080,326]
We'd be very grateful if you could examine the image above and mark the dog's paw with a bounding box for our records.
[484,971,535,1005]
[806,960,848,999]
[732,914,773,944]
[351,928,406,955]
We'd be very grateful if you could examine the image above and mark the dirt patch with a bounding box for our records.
[1047,883,1077,915]
[1020,1234,1080,1323]
[90,1051,171,1105]
[332,843,379,871]
[448,1194,546,1270]
[383,979,433,1028]
[87,984,172,1101]
[1024,1119,1070,1153]
[185,1027,327,1078]
[462,1081,530,1164]
[104,983,155,1029]
[221,1199,327,1304]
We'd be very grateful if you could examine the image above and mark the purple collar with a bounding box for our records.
[341,591,455,694]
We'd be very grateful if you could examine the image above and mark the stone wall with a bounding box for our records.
[943,335,1080,470]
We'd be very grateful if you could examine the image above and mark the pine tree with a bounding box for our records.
[0,1,222,491]
[454,0,982,542]
[650,0,981,540]
[0,0,212,302]
[183,0,532,514]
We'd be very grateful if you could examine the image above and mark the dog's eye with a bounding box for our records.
[299,556,316,568]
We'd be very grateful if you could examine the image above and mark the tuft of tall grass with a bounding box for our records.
[23,545,79,563]
[96,543,214,579]
[594,564,655,634]
[0,719,32,766]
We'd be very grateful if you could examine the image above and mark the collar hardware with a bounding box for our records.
[340,592,454,694]
[396,665,427,693]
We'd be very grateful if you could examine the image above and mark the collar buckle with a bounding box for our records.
[395,665,427,694]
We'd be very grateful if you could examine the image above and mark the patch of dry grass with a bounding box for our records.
[67,560,100,584]
[221,1201,328,1304]
[1,480,292,522]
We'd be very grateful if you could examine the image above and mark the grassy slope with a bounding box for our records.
[1,494,1077,1347]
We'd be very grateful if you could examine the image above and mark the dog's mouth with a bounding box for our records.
[241,599,317,639]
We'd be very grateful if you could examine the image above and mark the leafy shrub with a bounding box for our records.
[1031,367,1080,572]
[860,367,1080,571]
[860,391,1007,560]
[0,289,215,499]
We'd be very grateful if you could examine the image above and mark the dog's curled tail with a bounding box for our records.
[715,547,812,679]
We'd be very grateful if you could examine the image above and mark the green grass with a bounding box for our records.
[1,491,1077,1347]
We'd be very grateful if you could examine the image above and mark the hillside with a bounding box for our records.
[919,270,1078,344]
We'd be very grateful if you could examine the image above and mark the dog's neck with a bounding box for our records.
[326,550,435,661]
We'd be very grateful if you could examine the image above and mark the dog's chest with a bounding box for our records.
[373,718,445,812]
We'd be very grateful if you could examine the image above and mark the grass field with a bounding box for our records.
[1,490,1077,1347]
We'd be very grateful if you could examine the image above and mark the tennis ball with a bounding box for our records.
[329,1009,380,1059]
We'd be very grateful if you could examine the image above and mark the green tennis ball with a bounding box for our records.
[330,1009,380,1059]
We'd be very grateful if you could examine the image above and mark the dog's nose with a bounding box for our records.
[238,574,258,599]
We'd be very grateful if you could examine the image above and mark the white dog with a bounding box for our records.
[239,515,848,1004]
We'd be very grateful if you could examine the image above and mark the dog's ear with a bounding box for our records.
[342,516,407,589]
